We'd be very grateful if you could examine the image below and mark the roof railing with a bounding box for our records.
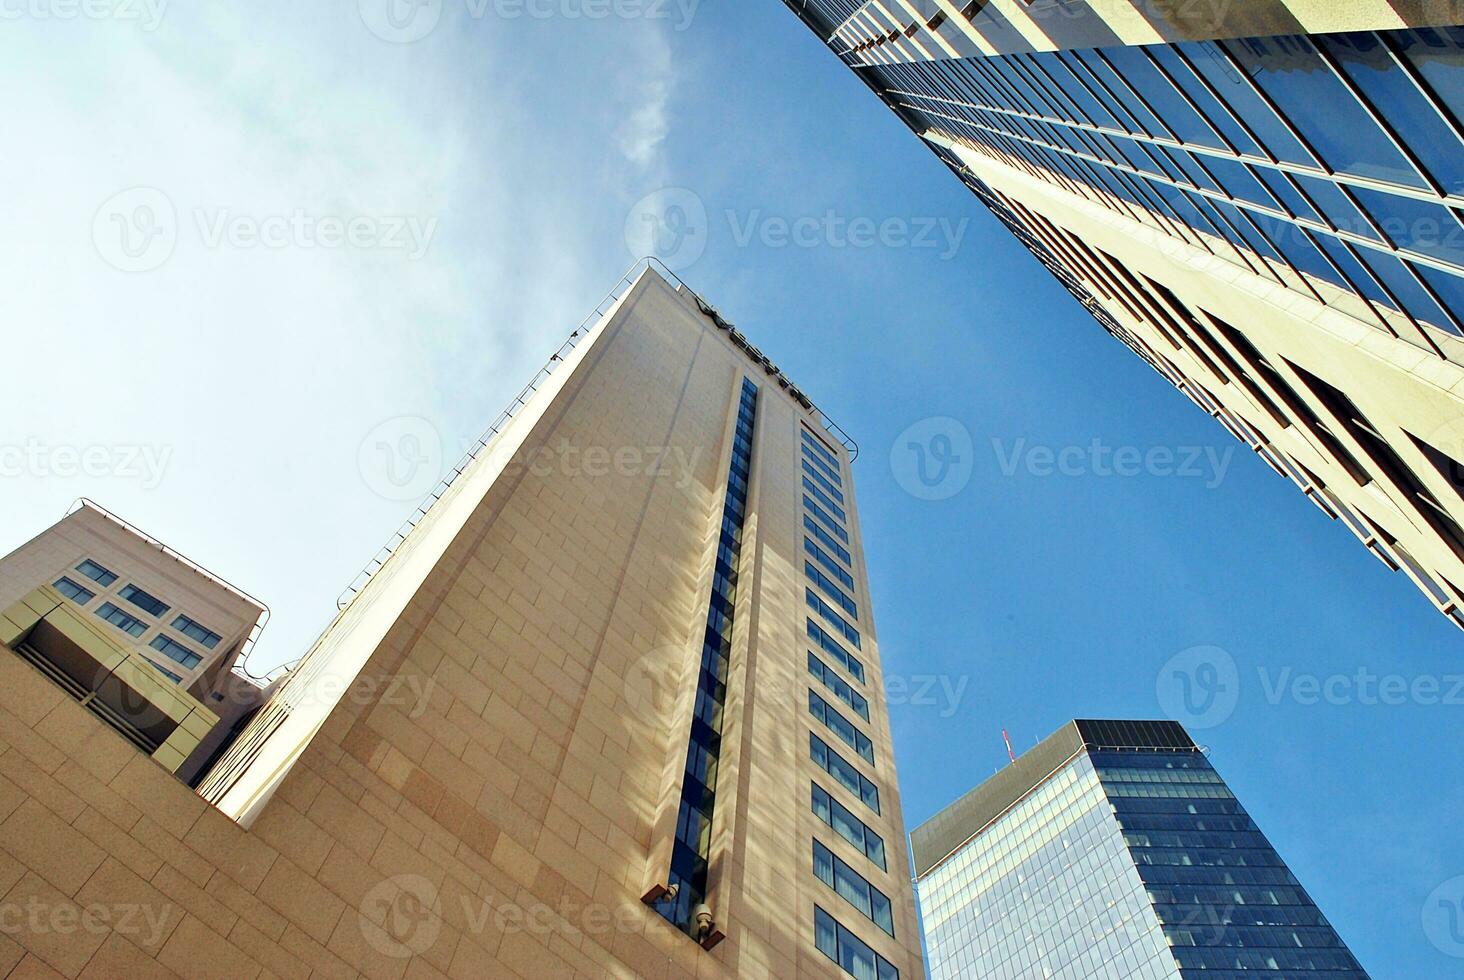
[63,498,272,684]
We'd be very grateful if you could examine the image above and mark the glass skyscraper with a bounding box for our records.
[784,2,1464,634]
[910,719,1370,979]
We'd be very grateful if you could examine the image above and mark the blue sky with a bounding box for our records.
[2,2,1460,975]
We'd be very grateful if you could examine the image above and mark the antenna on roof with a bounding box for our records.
[1002,730,1017,766]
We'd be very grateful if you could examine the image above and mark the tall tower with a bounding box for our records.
[187,263,925,978]
[911,719,1370,979]
[783,2,1464,632]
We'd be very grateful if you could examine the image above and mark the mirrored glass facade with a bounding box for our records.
[784,3,1464,634]
[864,29,1464,354]
[913,721,1370,979]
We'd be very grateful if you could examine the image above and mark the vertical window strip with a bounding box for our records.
[656,379,759,937]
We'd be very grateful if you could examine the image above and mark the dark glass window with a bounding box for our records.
[1226,35,1426,187]
[809,651,870,721]
[814,905,899,980]
[810,690,875,765]
[810,733,881,815]
[95,602,146,638]
[118,584,170,618]
[1180,40,1315,166]
[813,839,895,937]
[171,614,223,650]
[807,562,858,619]
[149,634,203,670]
[808,589,861,648]
[813,783,886,870]
[53,577,95,604]
[1325,31,1464,195]
[75,559,117,587]
[806,539,856,591]
[808,619,865,684]
[144,660,184,684]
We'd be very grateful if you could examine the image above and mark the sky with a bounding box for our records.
[3,1,1461,975]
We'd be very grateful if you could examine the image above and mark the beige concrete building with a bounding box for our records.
[0,264,924,978]
[0,501,270,785]
[785,2,1464,632]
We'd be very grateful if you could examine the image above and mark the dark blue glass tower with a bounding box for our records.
[911,720,1370,979]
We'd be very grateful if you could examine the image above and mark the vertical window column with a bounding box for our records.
[655,378,759,942]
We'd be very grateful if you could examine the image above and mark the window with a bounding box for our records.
[171,614,222,650]
[813,840,895,937]
[53,577,95,605]
[802,460,846,506]
[804,497,850,544]
[806,562,858,619]
[809,652,870,721]
[95,603,146,638]
[814,906,899,980]
[805,516,853,566]
[802,443,844,488]
[808,619,865,684]
[806,538,855,591]
[810,690,875,765]
[813,783,886,870]
[144,660,184,684]
[1323,31,1464,196]
[118,584,169,618]
[808,589,861,649]
[804,476,848,522]
[801,427,841,469]
[810,733,880,815]
[149,634,203,670]
[75,559,117,587]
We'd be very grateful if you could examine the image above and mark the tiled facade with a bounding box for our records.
[0,267,923,978]
[784,1,1464,633]
[912,720,1370,980]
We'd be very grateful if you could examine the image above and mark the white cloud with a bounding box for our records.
[614,27,674,171]
[0,5,681,673]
